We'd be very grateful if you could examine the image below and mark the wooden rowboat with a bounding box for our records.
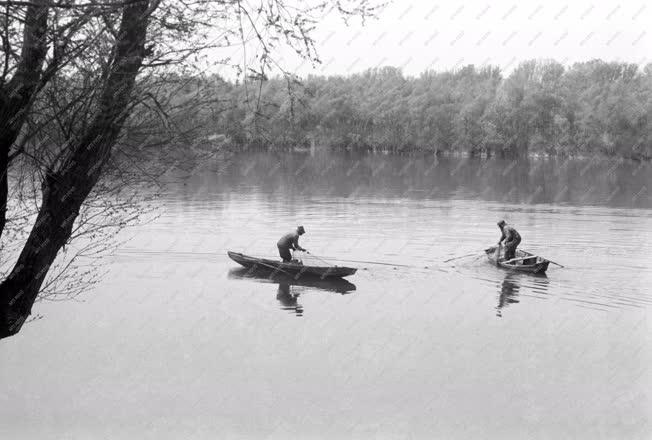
[485,246,550,274]
[227,251,357,278]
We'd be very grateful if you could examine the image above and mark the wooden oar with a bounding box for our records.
[502,256,531,264]
[444,252,483,263]
[471,253,486,262]
[503,255,565,268]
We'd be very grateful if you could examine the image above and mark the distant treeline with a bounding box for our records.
[190,60,652,160]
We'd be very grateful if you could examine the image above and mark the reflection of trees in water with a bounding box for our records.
[207,152,650,209]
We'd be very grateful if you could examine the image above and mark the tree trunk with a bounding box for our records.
[0,143,8,238]
[0,0,152,339]
[0,0,49,239]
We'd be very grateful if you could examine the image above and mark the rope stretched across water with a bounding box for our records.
[118,248,428,269]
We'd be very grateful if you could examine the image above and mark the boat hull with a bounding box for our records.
[485,246,549,274]
[227,251,357,278]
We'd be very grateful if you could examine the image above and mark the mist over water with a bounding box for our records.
[2,151,651,439]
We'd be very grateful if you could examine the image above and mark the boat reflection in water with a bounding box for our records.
[228,268,357,316]
[496,272,549,317]
[276,283,304,317]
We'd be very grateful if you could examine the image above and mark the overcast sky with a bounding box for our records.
[267,0,652,77]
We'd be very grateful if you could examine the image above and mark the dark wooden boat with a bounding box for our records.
[485,246,550,274]
[227,251,357,278]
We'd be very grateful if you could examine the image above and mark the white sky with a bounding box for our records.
[267,0,652,77]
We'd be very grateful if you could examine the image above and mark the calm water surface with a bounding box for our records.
[2,152,651,439]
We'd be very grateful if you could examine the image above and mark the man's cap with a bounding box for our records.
[297,225,305,233]
[497,220,506,227]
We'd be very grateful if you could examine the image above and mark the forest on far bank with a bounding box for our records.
[176,59,650,161]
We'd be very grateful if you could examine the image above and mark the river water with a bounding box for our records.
[2,151,651,439]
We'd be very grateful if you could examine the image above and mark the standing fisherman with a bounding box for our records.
[497,220,521,261]
[277,226,307,262]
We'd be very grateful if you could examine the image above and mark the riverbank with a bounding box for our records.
[214,139,652,163]
[190,60,652,162]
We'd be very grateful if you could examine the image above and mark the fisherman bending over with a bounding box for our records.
[497,220,521,261]
[277,226,306,262]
